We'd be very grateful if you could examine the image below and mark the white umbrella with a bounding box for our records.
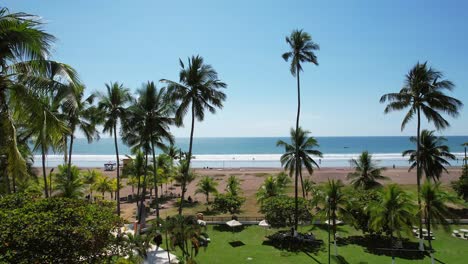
[324,219,343,225]
[258,220,270,227]
[197,219,206,226]
[226,220,242,227]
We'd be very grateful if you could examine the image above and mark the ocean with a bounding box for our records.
[34,136,468,168]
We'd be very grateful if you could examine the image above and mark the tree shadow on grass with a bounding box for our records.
[262,230,325,254]
[338,234,425,260]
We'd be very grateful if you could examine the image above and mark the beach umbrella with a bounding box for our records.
[197,219,207,226]
[226,220,242,240]
[258,220,270,236]
[324,219,343,225]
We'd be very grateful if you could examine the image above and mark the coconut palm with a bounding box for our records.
[320,179,348,256]
[82,169,100,199]
[256,175,283,203]
[380,62,462,246]
[195,176,218,205]
[277,127,322,229]
[62,85,99,181]
[369,184,416,263]
[0,8,79,195]
[97,82,132,215]
[225,175,242,197]
[303,178,315,199]
[403,130,455,182]
[421,181,463,255]
[276,172,292,189]
[166,215,205,262]
[54,164,84,198]
[348,151,388,190]
[94,175,112,199]
[161,55,226,213]
[174,159,197,214]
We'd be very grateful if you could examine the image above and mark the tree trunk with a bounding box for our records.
[391,231,395,264]
[333,209,337,256]
[300,168,305,198]
[42,146,49,198]
[151,139,160,220]
[294,63,301,230]
[138,152,149,228]
[427,205,433,251]
[67,132,74,181]
[113,125,121,216]
[63,136,68,164]
[179,102,196,215]
[416,107,424,251]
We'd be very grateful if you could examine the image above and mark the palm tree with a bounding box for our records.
[54,164,84,198]
[94,175,112,199]
[303,178,315,199]
[276,172,292,189]
[277,127,322,230]
[83,169,100,199]
[0,8,79,195]
[256,175,284,203]
[166,215,205,262]
[369,184,416,263]
[195,176,218,204]
[161,55,226,214]
[97,82,132,215]
[62,85,99,181]
[348,151,388,190]
[380,62,462,247]
[403,130,455,182]
[225,175,242,197]
[174,159,197,214]
[320,179,348,257]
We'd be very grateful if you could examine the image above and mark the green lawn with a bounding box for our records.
[168,224,468,264]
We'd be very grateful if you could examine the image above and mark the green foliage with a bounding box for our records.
[212,193,245,215]
[347,151,387,189]
[165,215,207,262]
[256,174,286,203]
[54,164,84,198]
[0,194,122,263]
[260,196,311,228]
[225,175,241,196]
[345,188,382,233]
[451,165,468,200]
[195,176,218,204]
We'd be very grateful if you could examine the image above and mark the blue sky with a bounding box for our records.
[7,0,468,137]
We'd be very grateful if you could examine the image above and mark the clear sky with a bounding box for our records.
[6,0,468,137]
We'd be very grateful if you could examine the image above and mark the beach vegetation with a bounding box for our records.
[347,151,388,190]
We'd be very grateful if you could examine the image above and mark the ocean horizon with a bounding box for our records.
[33,136,468,168]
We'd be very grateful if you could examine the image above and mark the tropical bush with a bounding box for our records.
[0,194,122,263]
[452,165,468,200]
[260,196,311,228]
[212,193,245,214]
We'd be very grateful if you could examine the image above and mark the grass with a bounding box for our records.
[166,224,468,264]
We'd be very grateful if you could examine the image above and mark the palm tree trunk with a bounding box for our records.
[138,152,149,228]
[179,102,196,215]
[299,169,305,198]
[165,228,171,263]
[42,146,49,198]
[333,210,337,256]
[416,107,424,250]
[151,139,160,221]
[63,136,68,164]
[294,63,301,230]
[391,230,395,264]
[113,125,121,216]
[427,205,433,251]
[67,132,74,181]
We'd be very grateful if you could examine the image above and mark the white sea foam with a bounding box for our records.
[34,152,466,168]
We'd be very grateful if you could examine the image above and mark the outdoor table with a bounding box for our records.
[459,229,468,233]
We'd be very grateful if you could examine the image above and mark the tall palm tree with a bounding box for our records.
[320,179,348,257]
[62,85,99,181]
[403,130,455,182]
[380,62,462,248]
[161,55,226,213]
[225,175,241,197]
[195,176,218,205]
[277,127,322,229]
[348,151,388,190]
[97,82,132,215]
[282,29,319,231]
[369,184,416,263]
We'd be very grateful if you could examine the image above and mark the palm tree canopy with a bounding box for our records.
[160,55,227,126]
[347,151,388,189]
[97,82,132,136]
[403,130,455,181]
[380,62,463,131]
[195,176,218,196]
[256,175,284,202]
[277,127,323,176]
[369,184,417,236]
[54,164,84,198]
[282,29,319,76]
[225,175,242,196]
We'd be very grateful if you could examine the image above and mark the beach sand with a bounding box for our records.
[38,166,463,221]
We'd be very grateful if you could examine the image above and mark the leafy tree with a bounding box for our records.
[345,188,382,233]
[97,82,132,215]
[0,194,122,263]
[54,164,84,198]
[451,165,468,200]
[212,193,245,215]
[277,127,322,230]
[380,62,462,246]
[276,172,292,189]
[161,55,227,215]
[260,196,311,228]
[369,184,416,262]
[347,151,388,189]
[225,175,242,196]
[195,176,218,204]
[403,130,455,181]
